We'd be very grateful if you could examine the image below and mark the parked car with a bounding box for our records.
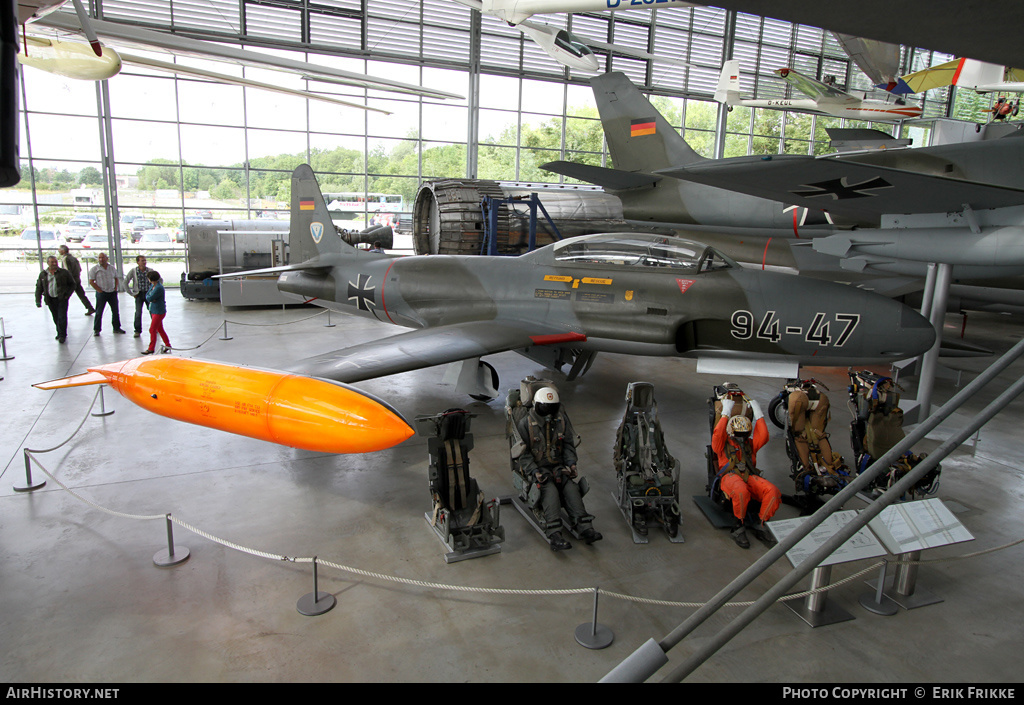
[20,227,65,245]
[62,218,101,243]
[81,233,113,249]
[74,214,102,227]
[174,216,204,243]
[130,218,158,242]
[139,230,173,246]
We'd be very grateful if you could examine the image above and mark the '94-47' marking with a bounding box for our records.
[731,311,860,347]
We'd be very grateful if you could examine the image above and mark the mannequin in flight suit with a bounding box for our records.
[712,396,781,548]
[516,386,602,551]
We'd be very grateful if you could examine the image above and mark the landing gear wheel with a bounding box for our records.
[469,360,499,402]
[768,395,787,430]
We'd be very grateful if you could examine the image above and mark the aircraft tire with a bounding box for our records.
[768,395,787,430]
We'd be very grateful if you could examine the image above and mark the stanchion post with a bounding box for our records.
[0,317,13,361]
[859,561,898,615]
[13,450,46,492]
[297,556,336,616]
[324,309,335,328]
[91,385,115,417]
[153,514,190,567]
[219,320,233,341]
[575,587,613,649]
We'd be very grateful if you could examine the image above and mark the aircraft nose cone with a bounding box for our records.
[888,303,937,359]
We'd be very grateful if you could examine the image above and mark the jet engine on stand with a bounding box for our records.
[412,179,672,256]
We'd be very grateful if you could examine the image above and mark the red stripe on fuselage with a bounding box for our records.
[380,259,397,324]
[530,332,587,345]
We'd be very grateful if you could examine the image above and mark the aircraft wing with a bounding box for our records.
[776,67,857,103]
[832,33,901,87]
[657,154,1024,218]
[118,53,391,114]
[541,160,662,190]
[35,12,463,100]
[286,319,580,384]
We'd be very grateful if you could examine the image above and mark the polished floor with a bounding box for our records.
[2,283,1023,683]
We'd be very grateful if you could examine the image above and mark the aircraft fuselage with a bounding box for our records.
[278,234,934,371]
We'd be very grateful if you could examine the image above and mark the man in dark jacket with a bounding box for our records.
[36,256,75,343]
[58,244,96,315]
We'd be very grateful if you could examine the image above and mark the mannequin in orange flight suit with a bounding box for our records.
[711,397,781,548]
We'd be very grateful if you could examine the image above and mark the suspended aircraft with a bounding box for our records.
[886,57,1024,97]
[452,0,693,71]
[15,0,462,112]
[714,60,922,122]
[219,163,935,398]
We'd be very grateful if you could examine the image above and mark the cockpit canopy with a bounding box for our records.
[552,233,736,273]
[553,30,592,60]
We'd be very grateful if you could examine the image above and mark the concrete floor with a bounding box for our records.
[2,284,1023,683]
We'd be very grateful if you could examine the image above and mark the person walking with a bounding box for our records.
[57,244,96,316]
[88,252,125,336]
[141,270,171,355]
[35,256,75,343]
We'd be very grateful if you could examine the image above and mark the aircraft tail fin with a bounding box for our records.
[591,72,707,173]
[288,164,356,264]
[715,59,743,105]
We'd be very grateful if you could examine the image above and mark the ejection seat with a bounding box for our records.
[848,370,940,499]
[770,379,853,514]
[505,376,593,543]
[417,408,504,563]
[612,382,683,543]
[695,383,763,530]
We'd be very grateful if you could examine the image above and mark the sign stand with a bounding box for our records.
[768,510,887,628]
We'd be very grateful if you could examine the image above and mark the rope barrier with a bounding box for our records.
[161,308,329,352]
[22,434,1024,609]
[18,389,1024,614]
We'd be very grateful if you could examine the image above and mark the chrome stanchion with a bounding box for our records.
[859,561,899,615]
[575,587,613,649]
[0,317,13,361]
[153,514,190,567]
[14,450,46,492]
[297,556,336,616]
[91,385,114,417]
[219,320,233,341]
[324,309,335,328]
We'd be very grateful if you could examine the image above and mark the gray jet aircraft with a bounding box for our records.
[224,165,935,399]
[544,72,1024,277]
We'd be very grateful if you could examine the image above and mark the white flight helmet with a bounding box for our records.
[533,387,561,416]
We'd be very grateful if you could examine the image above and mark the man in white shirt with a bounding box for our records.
[88,252,126,337]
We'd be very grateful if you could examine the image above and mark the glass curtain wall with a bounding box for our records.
[4,1,958,259]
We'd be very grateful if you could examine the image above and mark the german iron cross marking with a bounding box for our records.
[347,274,376,311]
[791,176,893,200]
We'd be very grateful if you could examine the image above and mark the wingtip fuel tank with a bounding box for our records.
[34,357,414,454]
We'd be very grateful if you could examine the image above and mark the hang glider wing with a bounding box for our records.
[891,58,965,95]
[33,12,464,101]
[657,153,1024,218]
[775,67,858,104]
[286,319,578,384]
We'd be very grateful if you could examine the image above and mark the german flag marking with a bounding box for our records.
[299,199,315,211]
[631,118,656,137]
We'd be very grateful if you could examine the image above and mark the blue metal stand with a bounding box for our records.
[479,194,563,256]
